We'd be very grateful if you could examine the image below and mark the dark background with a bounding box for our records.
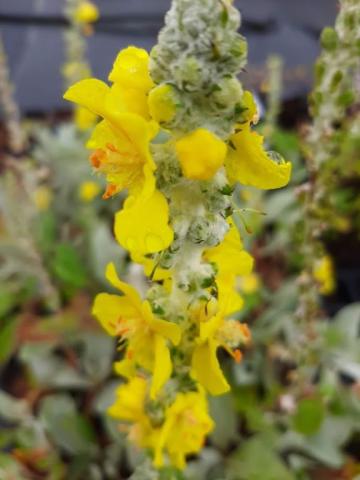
[0,0,338,114]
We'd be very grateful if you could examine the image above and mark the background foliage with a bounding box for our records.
[0,2,359,479]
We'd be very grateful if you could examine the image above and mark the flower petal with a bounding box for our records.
[192,339,230,395]
[105,83,150,119]
[150,315,182,346]
[175,128,227,180]
[226,125,291,189]
[108,46,154,92]
[108,376,147,421]
[150,335,173,398]
[92,293,137,335]
[63,78,109,117]
[113,359,136,379]
[205,222,254,277]
[114,190,174,255]
[105,262,143,307]
[217,274,244,315]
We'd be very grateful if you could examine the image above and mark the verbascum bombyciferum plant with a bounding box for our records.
[64,0,291,470]
[298,0,360,321]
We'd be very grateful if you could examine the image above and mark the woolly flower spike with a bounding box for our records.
[65,0,291,470]
[92,263,181,398]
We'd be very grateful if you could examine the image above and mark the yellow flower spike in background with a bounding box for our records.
[33,186,53,211]
[313,255,336,295]
[92,263,181,397]
[73,1,99,24]
[175,129,227,180]
[78,180,100,202]
[154,390,214,470]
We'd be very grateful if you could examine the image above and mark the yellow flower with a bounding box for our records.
[154,390,214,470]
[204,221,253,316]
[241,90,258,124]
[108,376,160,450]
[73,1,99,24]
[74,105,97,131]
[114,189,174,255]
[109,381,213,471]
[148,84,177,123]
[238,273,260,294]
[33,186,52,211]
[87,114,158,199]
[108,47,154,92]
[313,255,336,295]
[204,221,254,278]
[63,47,158,199]
[92,263,181,397]
[225,123,291,189]
[175,129,227,180]
[78,180,101,202]
[224,91,291,189]
[191,290,251,396]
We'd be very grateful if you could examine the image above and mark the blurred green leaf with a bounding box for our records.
[51,243,88,289]
[228,435,295,480]
[0,317,18,364]
[40,395,97,456]
[0,289,17,318]
[0,391,29,422]
[88,221,125,285]
[292,398,325,435]
[20,343,91,389]
[36,210,57,253]
[0,453,24,477]
[209,394,238,450]
[76,332,114,382]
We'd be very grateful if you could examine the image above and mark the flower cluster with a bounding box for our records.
[64,0,291,470]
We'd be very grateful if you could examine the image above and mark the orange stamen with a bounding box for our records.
[90,149,105,168]
[234,349,242,363]
[107,143,118,152]
[102,183,117,199]
[239,323,251,340]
